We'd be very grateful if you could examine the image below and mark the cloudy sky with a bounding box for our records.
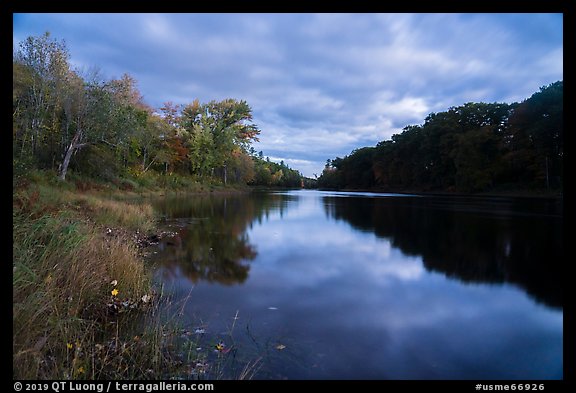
[12,13,563,177]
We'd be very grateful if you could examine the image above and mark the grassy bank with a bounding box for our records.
[12,170,249,380]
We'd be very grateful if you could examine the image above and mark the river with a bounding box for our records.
[149,190,562,380]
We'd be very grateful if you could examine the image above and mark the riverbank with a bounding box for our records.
[12,170,248,380]
[318,187,563,200]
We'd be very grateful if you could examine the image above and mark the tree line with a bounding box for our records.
[318,81,563,193]
[13,32,303,188]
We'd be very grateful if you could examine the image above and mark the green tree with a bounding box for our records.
[61,73,150,180]
[13,32,71,166]
[14,32,273,188]
[181,98,260,183]
[506,81,563,189]
[321,87,560,193]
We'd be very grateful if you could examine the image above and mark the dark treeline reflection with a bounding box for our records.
[323,195,563,309]
[151,192,294,285]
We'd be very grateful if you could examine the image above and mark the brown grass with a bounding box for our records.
[13,180,160,379]
[13,174,258,380]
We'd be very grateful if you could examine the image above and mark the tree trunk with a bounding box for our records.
[223,164,227,185]
[143,158,156,173]
[59,138,76,181]
[58,130,86,181]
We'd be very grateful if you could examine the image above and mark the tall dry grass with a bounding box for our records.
[74,194,156,233]
[13,181,164,379]
[13,174,260,380]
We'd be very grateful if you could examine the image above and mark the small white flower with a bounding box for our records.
[111,280,118,286]
[141,294,151,303]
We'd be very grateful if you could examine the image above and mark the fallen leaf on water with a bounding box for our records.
[215,341,231,354]
[276,344,286,350]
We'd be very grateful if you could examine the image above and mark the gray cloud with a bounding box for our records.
[13,13,563,177]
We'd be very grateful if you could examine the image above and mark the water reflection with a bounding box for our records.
[152,193,295,285]
[322,195,563,309]
[150,190,562,379]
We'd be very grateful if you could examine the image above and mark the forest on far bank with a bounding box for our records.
[14,33,563,195]
[13,32,303,190]
[318,81,563,194]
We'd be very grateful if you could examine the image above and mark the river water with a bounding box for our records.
[149,190,562,379]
